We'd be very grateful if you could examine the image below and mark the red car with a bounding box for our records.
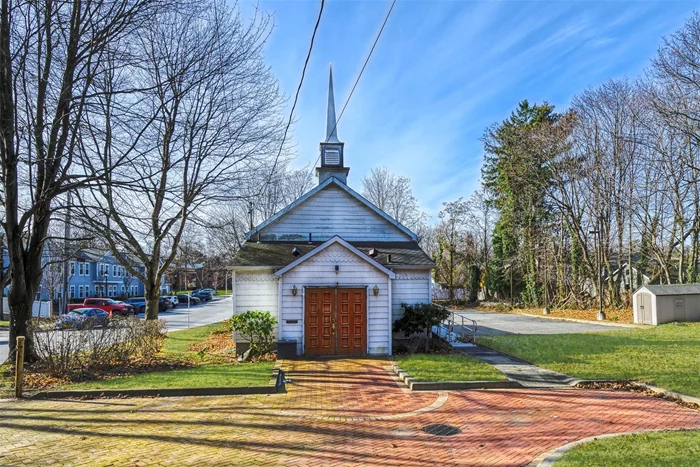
[66,298,134,317]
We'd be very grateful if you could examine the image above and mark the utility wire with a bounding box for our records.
[259,0,325,196]
[311,0,397,172]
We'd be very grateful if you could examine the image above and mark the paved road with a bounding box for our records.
[0,296,234,364]
[453,309,630,335]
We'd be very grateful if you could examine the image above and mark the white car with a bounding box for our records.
[164,295,179,307]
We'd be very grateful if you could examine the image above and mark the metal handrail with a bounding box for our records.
[442,308,478,344]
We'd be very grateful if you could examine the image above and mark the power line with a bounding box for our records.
[311,0,397,172]
[260,0,325,195]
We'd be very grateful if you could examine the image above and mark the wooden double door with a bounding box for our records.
[304,287,366,356]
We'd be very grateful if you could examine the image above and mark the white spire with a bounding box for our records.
[325,63,340,143]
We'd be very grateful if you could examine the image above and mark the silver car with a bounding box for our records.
[164,295,180,307]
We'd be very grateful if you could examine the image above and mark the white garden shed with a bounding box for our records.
[633,284,700,325]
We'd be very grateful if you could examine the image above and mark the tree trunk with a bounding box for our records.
[144,277,161,320]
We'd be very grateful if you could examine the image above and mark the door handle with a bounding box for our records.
[332,320,336,334]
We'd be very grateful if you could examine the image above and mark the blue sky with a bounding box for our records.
[243,0,696,220]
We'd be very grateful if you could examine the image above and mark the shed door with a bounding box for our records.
[637,293,652,324]
[674,297,686,322]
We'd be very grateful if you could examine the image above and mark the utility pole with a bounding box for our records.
[543,240,550,315]
[61,193,72,315]
[589,227,606,321]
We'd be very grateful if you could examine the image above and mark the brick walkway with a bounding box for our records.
[1,358,699,466]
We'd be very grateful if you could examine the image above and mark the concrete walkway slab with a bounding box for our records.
[458,345,576,387]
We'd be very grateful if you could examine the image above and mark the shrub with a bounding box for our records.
[393,303,450,352]
[229,310,277,357]
[30,317,166,378]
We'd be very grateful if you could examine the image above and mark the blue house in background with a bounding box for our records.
[34,249,147,301]
[65,249,146,300]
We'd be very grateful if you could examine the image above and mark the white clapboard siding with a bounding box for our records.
[258,184,412,242]
[235,272,278,317]
[391,270,432,321]
[279,243,391,355]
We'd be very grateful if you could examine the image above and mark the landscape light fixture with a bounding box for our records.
[373,285,380,297]
[292,285,298,297]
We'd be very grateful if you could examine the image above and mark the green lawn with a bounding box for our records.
[66,322,273,390]
[0,320,8,327]
[395,354,506,382]
[162,322,226,357]
[479,323,700,397]
[556,430,700,466]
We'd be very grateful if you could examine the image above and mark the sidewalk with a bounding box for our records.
[459,345,577,387]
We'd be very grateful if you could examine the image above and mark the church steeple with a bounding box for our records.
[326,64,340,143]
[317,63,349,185]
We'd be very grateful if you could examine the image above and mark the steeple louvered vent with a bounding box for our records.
[324,149,340,165]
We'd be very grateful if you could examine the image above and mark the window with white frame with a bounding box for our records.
[78,262,84,276]
[69,285,75,298]
[85,263,90,276]
[69,262,75,276]
[78,285,84,298]
[98,263,103,276]
[112,265,117,276]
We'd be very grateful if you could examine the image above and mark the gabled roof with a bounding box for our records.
[245,177,418,242]
[272,236,396,278]
[636,284,700,296]
[229,240,434,269]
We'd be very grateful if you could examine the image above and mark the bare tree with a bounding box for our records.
[76,0,285,318]
[361,166,427,233]
[0,0,158,357]
[433,198,469,301]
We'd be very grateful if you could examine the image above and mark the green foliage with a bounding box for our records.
[467,264,480,302]
[482,100,563,303]
[393,303,450,337]
[229,310,277,357]
[556,430,700,467]
[395,354,505,382]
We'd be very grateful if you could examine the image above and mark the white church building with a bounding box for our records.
[229,67,434,356]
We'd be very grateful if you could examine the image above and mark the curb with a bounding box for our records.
[30,366,286,400]
[531,428,698,467]
[628,382,700,407]
[392,364,523,391]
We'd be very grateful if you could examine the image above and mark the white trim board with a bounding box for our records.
[273,236,396,279]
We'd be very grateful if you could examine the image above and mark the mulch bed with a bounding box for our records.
[577,380,700,411]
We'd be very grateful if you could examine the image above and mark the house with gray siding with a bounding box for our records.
[228,66,434,356]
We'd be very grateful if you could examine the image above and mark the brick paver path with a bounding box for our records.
[1,357,699,466]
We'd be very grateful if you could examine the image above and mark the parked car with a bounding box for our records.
[199,288,216,296]
[66,298,134,316]
[125,297,146,314]
[56,308,110,329]
[159,297,174,311]
[192,291,212,302]
[175,294,200,306]
[164,296,179,307]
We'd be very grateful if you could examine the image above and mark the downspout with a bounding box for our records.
[387,275,393,355]
[231,271,236,317]
[277,274,283,342]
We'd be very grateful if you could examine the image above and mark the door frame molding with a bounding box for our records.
[302,284,369,356]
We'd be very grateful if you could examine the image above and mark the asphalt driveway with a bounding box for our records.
[453,309,632,335]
